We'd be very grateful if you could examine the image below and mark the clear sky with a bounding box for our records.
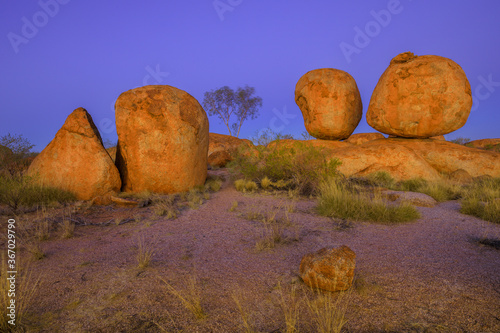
[1,0,500,151]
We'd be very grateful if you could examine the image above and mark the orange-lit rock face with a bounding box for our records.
[295,68,362,140]
[345,132,385,145]
[367,53,472,138]
[115,85,209,193]
[208,133,254,167]
[331,140,442,181]
[28,108,121,200]
[383,138,500,178]
[300,246,356,292]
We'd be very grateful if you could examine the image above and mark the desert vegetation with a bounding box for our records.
[0,132,499,332]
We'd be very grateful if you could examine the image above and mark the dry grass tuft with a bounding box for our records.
[231,288,256,333]
[317,178,420,224]
[136,235,155,270]
[305,288,350,333]
[160,276,206,320]
[0,254,40,331]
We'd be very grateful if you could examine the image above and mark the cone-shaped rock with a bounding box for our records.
[27,108,121,200]
[367,52,472,138]
[115,85,209,193]
[295,68,362,140]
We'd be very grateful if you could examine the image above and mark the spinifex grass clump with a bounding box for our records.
[136,236,155,269]
[389,176,462,202]
[0,175,76,212]
[317,178,420,223]
[460,177,500,223]
[229,141,340,196]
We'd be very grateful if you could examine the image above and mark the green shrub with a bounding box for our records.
[234,179,247,192]
[260,176,272,190]
[317,178,420,223]
[205,177,222,192]
[245,180,258,192]
[0,175,76,212]
[460,177,500,223]
[449,137,470,145]
[366,171,395,188]
[228,141,340,196]
[396,178,428,192]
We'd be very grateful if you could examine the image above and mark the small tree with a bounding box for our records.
[203,85,262,137]
[0,133,35,176]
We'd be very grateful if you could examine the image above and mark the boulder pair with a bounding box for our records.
[295,52,472,140]
[28,86,210,203]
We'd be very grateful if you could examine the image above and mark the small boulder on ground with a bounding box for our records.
[27,108,121,201]
[295,68,362,140]
[382,190,437,207]
[300,246,356,292]
[115,85,209,193]
[367,52,472,138]
[345,132,385,145]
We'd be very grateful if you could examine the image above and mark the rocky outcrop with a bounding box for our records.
[466,138,500,150]
[345,132,385,145]
[329,141,442,181]
[380,138,500,178]
[367,52,472,138]
[295,68,362,140]
[27,108,121,200]
[115,85,209,193]
[300,246,356,292]
[208,133,253,167]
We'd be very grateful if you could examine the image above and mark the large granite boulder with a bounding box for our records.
[295,68,362,140]
[367,52,472,138]
[27,108,121,200]
[115,85,209,193]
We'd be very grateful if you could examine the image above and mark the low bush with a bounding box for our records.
[366,171,395,188]
[0,175,76,212]
[317,178,420,223]
[228,141,340,196]
[460,177,500,223]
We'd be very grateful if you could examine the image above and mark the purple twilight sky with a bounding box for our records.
[1,0,500,151]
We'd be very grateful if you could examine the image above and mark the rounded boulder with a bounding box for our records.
[367,52,472,138]
[115,85,209,193]
[295,68,362,140]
